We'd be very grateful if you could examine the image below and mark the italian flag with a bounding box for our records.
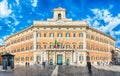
[54,39,57,48]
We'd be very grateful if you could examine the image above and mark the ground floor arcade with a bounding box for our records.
[14,50,112,65]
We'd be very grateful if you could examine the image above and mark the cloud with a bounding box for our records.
[0,39,4,45]
[84,6,120,48]
[85,7,120,33]
[15,0,19,5]
[3,35,9,40]
[31,0,38,7]
[0,0,12,18]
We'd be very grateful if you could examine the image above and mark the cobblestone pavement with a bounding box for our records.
[0,65,120,76]
[94,65,120,72]
[58,65,120,76]
[0,65,55,76]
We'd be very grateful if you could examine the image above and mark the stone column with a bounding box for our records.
[44,51,46,62]
[73,51,76,63]
[33,31,37,51]
[84,52,87,65]
[34,53,36,64]
[63,51,66,64]
[46,51,48,63]
[41,51,43,64]
[77,52,79,64]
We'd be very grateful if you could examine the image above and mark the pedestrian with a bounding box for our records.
[43,61,46,68]
[28,62,29,66]
[25,62,27,67]
[87,61,92,74]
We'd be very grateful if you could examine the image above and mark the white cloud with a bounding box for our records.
[14,20,20,26]
[31,0,38,7]
[3,35,9,40]
[15,0,19,5]
[85,8,120,33]
[93,20,100,27]
[85,6,120,48]
[0,0,12,18]
[115,30,120,35]
[0,39,4,45]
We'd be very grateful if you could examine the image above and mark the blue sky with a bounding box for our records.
[0,0,120,47]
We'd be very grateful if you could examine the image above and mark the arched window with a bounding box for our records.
[58,13,61,20]
[66,43,70,49]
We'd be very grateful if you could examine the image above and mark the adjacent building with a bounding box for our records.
[0,45,4,65]
[5,7,115,65]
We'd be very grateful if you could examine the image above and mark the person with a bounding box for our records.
[25,62,27,67]
[87,61,92,74]
[28,62,29,66]
[43,61,46,68]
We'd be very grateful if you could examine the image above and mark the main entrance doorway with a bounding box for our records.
[57,54,62,65]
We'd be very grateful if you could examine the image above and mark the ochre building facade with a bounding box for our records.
[0,45,4,65]
[5,7,115,65]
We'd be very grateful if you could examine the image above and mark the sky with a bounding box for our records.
[0,0,120,47]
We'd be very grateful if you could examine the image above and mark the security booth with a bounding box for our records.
[1,53,14,70]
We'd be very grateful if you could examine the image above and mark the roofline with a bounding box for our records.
[5,24,115,42]
[5,25,34,41]
[87,26,115,41]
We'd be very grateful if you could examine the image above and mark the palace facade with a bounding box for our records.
[5,7,115,65]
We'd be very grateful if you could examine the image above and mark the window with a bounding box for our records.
[30,56,33,61]
[44,33,46,37]
[26,57,29,61]
[79,43,83,49]
[66,43,70,49]
[50,43,53,49]
[21,48,24,51]
[66,33,70,37]
[79,55,83,61]
[30,45,33,50]
[100,38,102,42]
[37,44,41,49]
[37,56,41,61]
[79,33,83,37]
[73,45,76,49]
[96,37,98,41]
[50,33,54,37]
[26,36,28,40]
[91,36,94,40]
[37,33,40,38]
[86,45,90,50]
[86,34,90,39]
[58,33,62,37]
[58,13,61,20]
[21,37,24,42]
[26,47,29,50]
[91,46,94,50]
[91,56,94,60]
[73,33,76,37]
[58,43,62,49]
[21,57,24,61]
[30,35,33,39]
[44,45,46,49]
[17,49,20,52]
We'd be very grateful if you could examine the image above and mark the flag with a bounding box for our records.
[54,39,57,48]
